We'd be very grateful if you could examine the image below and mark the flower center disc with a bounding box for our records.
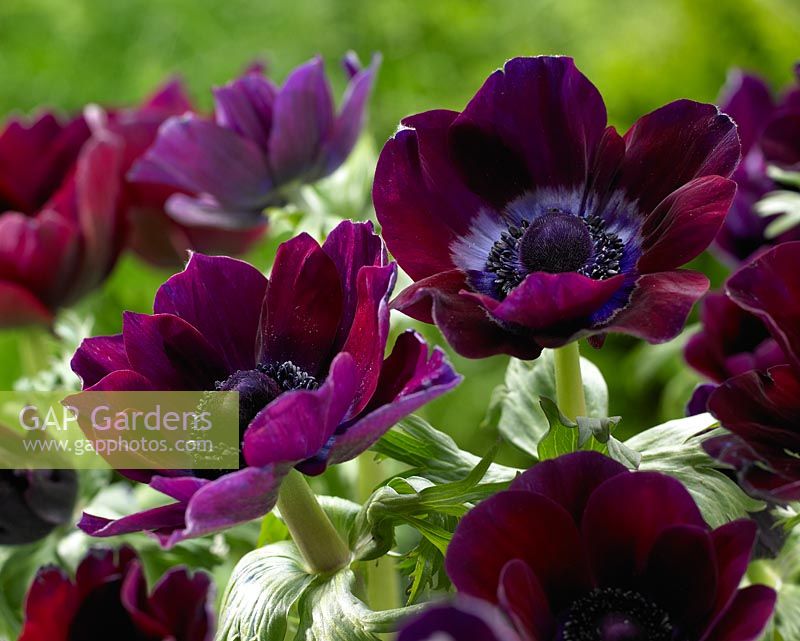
[519,209,593,274]
[560,587,673,641]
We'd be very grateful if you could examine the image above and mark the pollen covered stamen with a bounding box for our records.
[561,587,673,641]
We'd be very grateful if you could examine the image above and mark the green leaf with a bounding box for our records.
[217,540,423,641]
[488,349,608,458]
[372,415,518,484]
[216,541,315,641]
[625,413,764,527]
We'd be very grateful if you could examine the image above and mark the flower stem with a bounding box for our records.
[276,468,351,574]
[358,454,400,611]
[553,342,587,421]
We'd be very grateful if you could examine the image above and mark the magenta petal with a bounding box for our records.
[321,219,386,344]
[392,270,543,360]
[262,233,343,375]
[327,332,460,465]
[243,353,358,467]
[213,72,278,155]
[122,312,228,390]
[319,54,380,176]
[510,451,628,525]
[497,559,555,641]
[489,271,625,336]
[137,567,213,641]
[154,253,268,372]
[78,502,189,543]
[339,263,396,414]
[599,270,709,343]
[638,176,737,272]
[445,491,590,612]
[726,242,800,369]
[762,113,800,167]
[701,585,776,641]
[165,193,267,231]
[582,471,706,587]
[129,114,272,209]
[268,57,334,184]
[71,334,129,388]
[19,566,78,641]
[641,525,717,632]
[454,56,607,189]
[619,100,740,215]
[175,465,291,545]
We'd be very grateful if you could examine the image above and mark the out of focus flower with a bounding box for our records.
[0,469,77,545]
[400,452,775,641]
[706,241,800,501]
[70,221,459,546]
[129,53,380,233]
[19,546,213,641]
[88,78,268,267]
[374,56,739,359]
[714,67,800,262]
[0,114,125,327]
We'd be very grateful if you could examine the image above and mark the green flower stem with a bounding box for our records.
[746,559,782,590]
[358,454,401,611]
[553,342,587,421]
[276,468,351,574]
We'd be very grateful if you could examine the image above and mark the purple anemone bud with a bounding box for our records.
[19,546,214,641]
[373,56,741,359]
[69,220,460,546]
[0,469,78,545]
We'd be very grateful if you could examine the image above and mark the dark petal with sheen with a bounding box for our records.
[701,585,776,641]
[618,100,740,215]
[497,559,555,641]
[726,242,800,369]
[391,270,543,360]
[510,451,628,525]
[446,490,590,612]
[718,71,774,154]
[398,599,523,641]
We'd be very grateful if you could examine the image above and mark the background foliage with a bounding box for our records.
[1,0,799,462]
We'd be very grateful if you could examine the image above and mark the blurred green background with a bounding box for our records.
[1,0,799,463]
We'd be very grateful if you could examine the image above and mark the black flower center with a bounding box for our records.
[483,209,624,299]
[560,588,673,641]
[214,360,319,429]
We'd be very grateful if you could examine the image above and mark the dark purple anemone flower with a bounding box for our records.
[0,469,77,545]
[70,220,459,545]
[373,56,740,359]
[705,241,800,501]
[685,290,787,384]
[714,66,800,263]
[400,451,775,641]
[0,112,125,327]
[129,53,380,232]
[88,78,268,268]
[19,546,213,641]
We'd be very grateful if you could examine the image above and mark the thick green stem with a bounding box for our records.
[553,342,587,421]
[276,469,351,574]
[358,454,401,611]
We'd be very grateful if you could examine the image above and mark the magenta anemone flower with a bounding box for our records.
[0,469,77,545]
[705,241,800,501]
[373,55,740,359]
[129,53,380,232]
[714,67,800,263]
[19,546,213,641]
[70,220,459,545]
[88,78,268,268]
[0,113,125,327]
[400,452,775,641]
